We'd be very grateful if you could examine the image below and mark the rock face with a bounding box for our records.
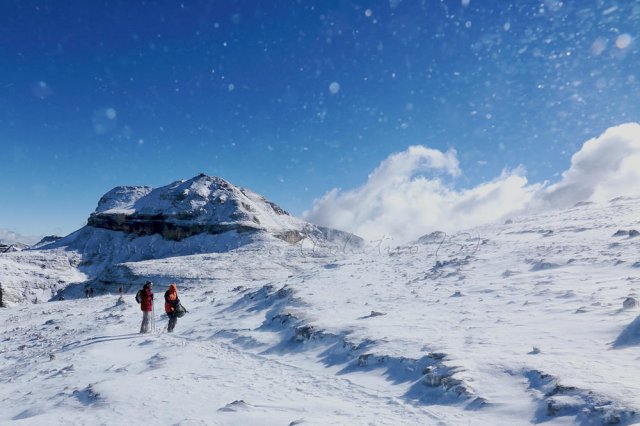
[87,212,259,240]
[30,235,63,249]
[86,174,333,242]
[0,242,28,253]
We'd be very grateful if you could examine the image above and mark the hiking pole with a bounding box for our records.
[152,300,156,333]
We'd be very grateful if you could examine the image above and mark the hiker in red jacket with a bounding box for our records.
[139,281,154,333]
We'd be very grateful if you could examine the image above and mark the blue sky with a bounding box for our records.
[1,0,639,238]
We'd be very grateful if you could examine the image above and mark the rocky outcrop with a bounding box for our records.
[87,212,260,240]
[0,242,28,253]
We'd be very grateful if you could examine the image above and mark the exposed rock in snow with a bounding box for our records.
[360,310,386,319]
[623,297,638,310]
[218,400,250,412]
[613,229,639,238]
[0,242,29,253]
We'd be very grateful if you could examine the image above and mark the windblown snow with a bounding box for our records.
[1,177,640,425]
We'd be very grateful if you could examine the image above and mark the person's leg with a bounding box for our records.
[140,311,150,333]
[168,314,177,332]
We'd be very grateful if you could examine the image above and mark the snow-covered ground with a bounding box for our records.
[2,197,640,424]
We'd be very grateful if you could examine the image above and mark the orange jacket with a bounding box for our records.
[164,284,178,314]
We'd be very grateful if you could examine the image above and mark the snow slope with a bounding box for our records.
[2,196,640,424]
[0,250,86,306]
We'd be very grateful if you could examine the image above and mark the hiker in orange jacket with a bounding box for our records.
[164,284,180,332]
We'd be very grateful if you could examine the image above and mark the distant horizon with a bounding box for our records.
[4,119,640,246]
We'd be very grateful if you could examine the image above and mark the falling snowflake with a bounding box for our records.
[615,34,632,49]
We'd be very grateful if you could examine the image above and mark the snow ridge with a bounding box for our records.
[524,369,636,424]
[220,284,486,409]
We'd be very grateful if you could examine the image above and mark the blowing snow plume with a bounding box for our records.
[305,123,640,242]
[542,123,640,207]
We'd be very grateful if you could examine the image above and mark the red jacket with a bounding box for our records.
[140,287,154,312]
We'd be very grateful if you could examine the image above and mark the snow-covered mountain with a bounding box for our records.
[88,173,331,242]
[2,185,640,424]
[0,174,362,306]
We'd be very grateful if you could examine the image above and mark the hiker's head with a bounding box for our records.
[169,283,177,292]
[144,281,153,289]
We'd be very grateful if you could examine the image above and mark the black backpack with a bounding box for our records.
[135,289,143,303]
[174,303,188,318]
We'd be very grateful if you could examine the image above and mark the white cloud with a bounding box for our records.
[541,122,640,208]
[304,145,533,242]
[305,123,640,242]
